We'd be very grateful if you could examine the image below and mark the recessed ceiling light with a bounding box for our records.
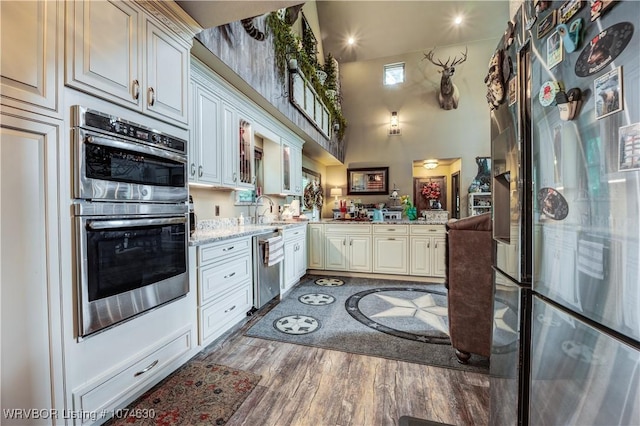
[454,15,463,25]
[347,37,355,45]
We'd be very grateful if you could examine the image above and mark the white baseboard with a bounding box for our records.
[306,270,445,284]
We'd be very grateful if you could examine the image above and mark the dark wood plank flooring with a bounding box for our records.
[199,293,489,426]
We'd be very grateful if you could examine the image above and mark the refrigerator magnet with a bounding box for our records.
[594,66,623,120]
[557,18,583,53]
[590,0,617,21]
[537,9,557,39]
[539,81,563,106]
[618,122,640,172]
[547,30,564,68]
[559,0,584,23]
[575,22,634,77]
[538,188,569,220]
[508,78,517,106]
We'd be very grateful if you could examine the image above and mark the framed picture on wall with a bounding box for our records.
[347,167,389,195]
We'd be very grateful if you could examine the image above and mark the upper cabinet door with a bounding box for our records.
[144,17,189,125]
[66,0,140,108]
[1,0,62,117]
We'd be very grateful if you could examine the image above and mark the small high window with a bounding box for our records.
[384,63,405,85]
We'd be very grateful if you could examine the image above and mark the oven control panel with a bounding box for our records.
[74,106,187,154]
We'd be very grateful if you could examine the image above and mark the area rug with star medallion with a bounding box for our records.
[245,276,489,373]
[104,361,261,426]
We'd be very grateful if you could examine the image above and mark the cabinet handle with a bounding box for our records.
[350,240,353,246]
[343,239,345,246]
[222,246,234,252]
[427,241,430,248]
[388,238,396,241]
[224,305,236,313]
[198,165,203,177]
[435,242,438,248]
[134,359,158,377]
[148,87,155,106]
[233,172,237,182]
[132,79,140,100]
[387,229,396,231]
[224,272,236,279]
[190,163,196,176]
[429,229,437,232]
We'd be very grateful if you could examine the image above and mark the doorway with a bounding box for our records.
[451,171,461,219]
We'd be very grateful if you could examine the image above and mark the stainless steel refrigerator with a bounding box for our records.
[490,1,640,424]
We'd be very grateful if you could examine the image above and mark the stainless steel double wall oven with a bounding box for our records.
[72,106,189,338]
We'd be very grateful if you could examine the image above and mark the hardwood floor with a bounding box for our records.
[198,292,490,426]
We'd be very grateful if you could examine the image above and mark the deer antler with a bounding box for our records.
[423,47,468,69]
[450,47,468,67]
[423,48,449,68]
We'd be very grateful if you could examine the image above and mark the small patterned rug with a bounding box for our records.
[245,276,489,373]
[105,361,260,425]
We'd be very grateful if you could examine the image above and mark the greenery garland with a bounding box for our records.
[266,12,347,143]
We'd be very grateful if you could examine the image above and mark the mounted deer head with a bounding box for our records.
[423,47,468,110]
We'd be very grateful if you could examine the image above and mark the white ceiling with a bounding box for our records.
[316,1,510,63]
[178,1,510,63]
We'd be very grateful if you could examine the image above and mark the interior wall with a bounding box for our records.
[324,37,498,218]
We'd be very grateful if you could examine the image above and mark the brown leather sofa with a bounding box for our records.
[445,212,493,364]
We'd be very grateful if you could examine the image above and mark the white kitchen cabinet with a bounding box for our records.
[373,225,409,275]
[288,141,303,195]
[1,0,62,118]
[263,136,303,196]
[220,103,255,189]
[469,192,492,216]
[325,224,372,273]
[410,225,446,277]
[1,111,66,422]
[283,226,307,292]
[189,79,221,185]
[195,236,253,346]
[72,328,192,425]
[66,0,195,127]
[307,223,325,269]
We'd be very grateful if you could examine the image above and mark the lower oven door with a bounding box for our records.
[76,214,188,337]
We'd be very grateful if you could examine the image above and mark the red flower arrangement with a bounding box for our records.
[421,182,441,200]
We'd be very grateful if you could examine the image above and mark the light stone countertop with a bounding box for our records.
[189,221,307,246]
[188,216,449,246]
[313,219,448,225]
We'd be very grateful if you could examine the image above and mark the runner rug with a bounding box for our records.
[245,276,489,373]
[104,361,261,425]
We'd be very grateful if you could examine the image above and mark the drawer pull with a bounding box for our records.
[222,246,234,252]
[429,229,437,232]
[224,272,236,279]
[387,229,396,231]
[388,238,396,241]
[134,359,158,377]
[224,305,236,313]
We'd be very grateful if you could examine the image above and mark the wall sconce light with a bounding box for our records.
[423,159,439,169]
[389,111,401,135]
[288,58,298,72]
[330,187,342,209]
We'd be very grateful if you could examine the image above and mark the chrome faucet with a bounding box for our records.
[254,195,275,224]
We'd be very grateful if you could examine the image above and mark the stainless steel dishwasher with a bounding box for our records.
[250,230,282,313]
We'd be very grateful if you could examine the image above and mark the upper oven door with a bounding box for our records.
[73,128,187,202]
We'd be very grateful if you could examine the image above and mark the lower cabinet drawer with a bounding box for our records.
[73,329,192,424]
[199,255,252,304]
[198,237,250,265]
[199,281,252,344]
